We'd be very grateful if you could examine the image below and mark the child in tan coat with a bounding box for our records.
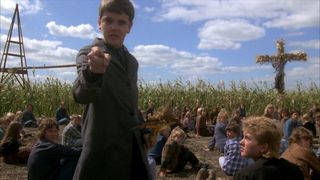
[281,127,320,180]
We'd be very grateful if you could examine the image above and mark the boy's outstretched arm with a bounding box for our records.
[73,46,110,104]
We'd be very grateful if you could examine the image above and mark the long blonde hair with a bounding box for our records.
[263,103,275,119]
[217,109,228,123]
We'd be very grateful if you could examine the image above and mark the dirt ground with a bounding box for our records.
[0,127,232,180]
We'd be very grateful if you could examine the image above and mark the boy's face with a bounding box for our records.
[226,130,236,139]
[99,11,132,48]
[281,111,288,117]
[291,113,299,120]
[240,131,266,161]
[267,107,274,114]
[44,127,59,143]
[27,104,33,111]
[298,137,312,149]
[174,135,185,145]
[73,116,81,126]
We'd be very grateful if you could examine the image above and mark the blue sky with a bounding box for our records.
[1,0,319,90]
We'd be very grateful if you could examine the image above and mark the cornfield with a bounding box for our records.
[0,77,319,117]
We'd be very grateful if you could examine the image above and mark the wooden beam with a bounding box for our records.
[1,64,76,71]
[0,68,27,74]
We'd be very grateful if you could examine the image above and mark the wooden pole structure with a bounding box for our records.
[0,4,29,88]
[256,39,307,108]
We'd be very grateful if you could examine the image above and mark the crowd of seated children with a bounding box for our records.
[3,101,320,179]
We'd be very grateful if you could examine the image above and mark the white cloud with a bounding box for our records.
[132,44,187,68]
[263,1,319,30]
[132,44,272,80]
[284,31,304,37]
[46,21,99,39]
[144,7,155,13]
[155,0,319,29]
[263,13,319,30]
[23,38,77,64]
[285,56,320,87]
[171,56,222,74]
[0,15,16,30]
[1,0,43,15]
[1,34,77,66]
[288,40,320,49]
[198,20,265,50]
[1,34,78,83]
[222,66,270,73]
[132,43,318,89]
[29,71,76,84]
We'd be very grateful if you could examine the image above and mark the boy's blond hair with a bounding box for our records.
[242,116,281,158]
[167,126,186,142]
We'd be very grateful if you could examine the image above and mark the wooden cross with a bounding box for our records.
[256,39,307,94]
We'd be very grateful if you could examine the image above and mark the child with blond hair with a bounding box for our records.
[160,126,202,177]
[234,116,304,180]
